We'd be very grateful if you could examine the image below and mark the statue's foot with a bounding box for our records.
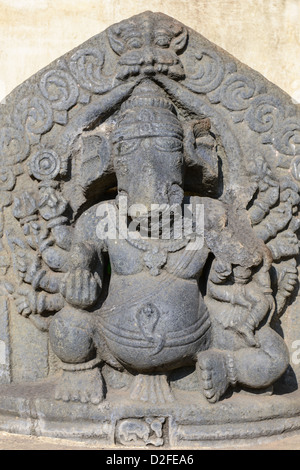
[55,365,105,405]
[236,324,260,348]
[196,349,231,403]
[129,373,174,404]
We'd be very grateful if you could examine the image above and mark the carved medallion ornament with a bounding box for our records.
[0,11,300,447]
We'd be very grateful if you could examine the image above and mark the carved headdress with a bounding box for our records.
[112,79,210,146]
[112,80,184,143]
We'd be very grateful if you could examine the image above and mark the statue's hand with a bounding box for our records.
[13,286,37,317]
[60,269,99,308]
[268,229,299,259]
[231,286,252,310]
[15,251,45,286]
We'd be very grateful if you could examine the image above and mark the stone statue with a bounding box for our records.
[1,11,300,447]
[33,78,288,406]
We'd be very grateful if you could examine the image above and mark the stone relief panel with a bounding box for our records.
[116,417,166,447]
[0,11,300,446]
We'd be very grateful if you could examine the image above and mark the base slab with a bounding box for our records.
[0,376,300,448]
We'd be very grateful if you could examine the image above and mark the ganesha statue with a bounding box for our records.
[1,11,300,445]
[33,78,290,406]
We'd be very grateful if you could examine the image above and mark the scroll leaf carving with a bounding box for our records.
[14,96,53,144]
[69,48,112,94]
[245,94,285,133]
[272,117,300,156]
[40,69,79,112]
[0,127,29,165]
[0,168,16,192]
[0,166,15,216]
[291,156,300,181]
[219,73,256,111]
[184,49,225,94]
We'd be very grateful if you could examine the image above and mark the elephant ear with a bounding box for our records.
[69,123,116,215]
[183,119,222,198]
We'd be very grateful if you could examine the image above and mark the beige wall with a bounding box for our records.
[0,0,300,102]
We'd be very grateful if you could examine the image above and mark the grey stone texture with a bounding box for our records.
[0,11,300,448]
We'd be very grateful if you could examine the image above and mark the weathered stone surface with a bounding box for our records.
[0,11,300,447]
[0,378,300,447]
[1,1,300,103]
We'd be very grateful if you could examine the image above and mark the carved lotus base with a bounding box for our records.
[0,373,300,448]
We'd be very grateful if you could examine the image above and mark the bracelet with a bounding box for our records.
[47,216,68,229]
[61,357,101,372]
[32,269,46,290]
[226,353,238,386]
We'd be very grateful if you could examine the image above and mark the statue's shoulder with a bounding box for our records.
[73,199,115,245]
[190,195,227,231]
[190,195,225,210]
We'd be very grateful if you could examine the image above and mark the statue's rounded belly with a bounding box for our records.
[99,273,211,371]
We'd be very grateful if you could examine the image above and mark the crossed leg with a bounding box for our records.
[196,326,289,403]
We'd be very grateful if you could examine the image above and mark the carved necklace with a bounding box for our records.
[126,234,190,276]
[113,202,195,276]
[124,211,199,276]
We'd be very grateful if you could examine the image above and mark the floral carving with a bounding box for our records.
[29,149,61,181]
[14,96,53,144]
